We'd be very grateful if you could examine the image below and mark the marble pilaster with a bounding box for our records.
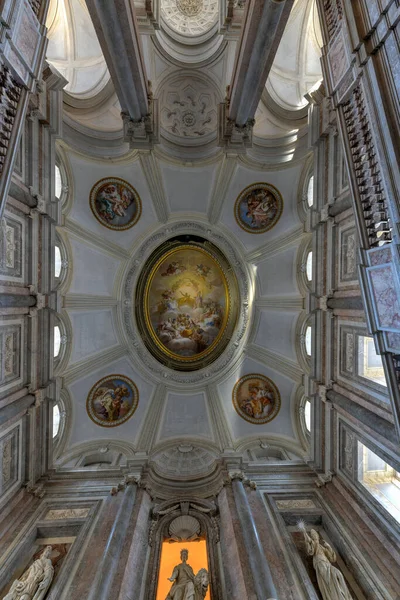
[231,475,278,600]
[86,477,139,600]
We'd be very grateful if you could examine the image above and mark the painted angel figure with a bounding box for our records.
[3,545,54,600]
[298,522,352,600]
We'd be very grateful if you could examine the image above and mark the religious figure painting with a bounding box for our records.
[232,374,281,424]
[234,182,283,234]
[86,375,139,427]
[89,177,141,230]
[144,246,230,362]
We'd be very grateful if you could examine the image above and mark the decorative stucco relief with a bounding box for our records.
[159,76,218,144]
[161,0,218,36]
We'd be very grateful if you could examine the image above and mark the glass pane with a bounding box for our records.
[55,165,62,199]
[307,175,314,207]
[306,251,312,282]
[305,326,312,356]
[53,404,60,438]
[55,246,62,278]
[358,442,400,524]
[304,400,311,433]
[54,325,61,358]
[358,336,387,386]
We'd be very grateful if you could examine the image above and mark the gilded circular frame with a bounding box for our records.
[89,177,142,231]
[232,373,281,424]
[86,374,139,427]
[234,182,283,234]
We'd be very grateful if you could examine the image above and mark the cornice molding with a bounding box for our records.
[63,217,130,260]
[63,345,128,385]
[64,295,119,309]
[138,151,169,223]
[245,343,303,383]
[255,296,304,311]
[246,225,305,263]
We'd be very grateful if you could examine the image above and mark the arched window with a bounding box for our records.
[305,325,312,356]
[55,245,62,278]
[306,250,312,282]
[304,399,311,433]
[54,325,61,358]
[55,164,62,199]
[307,175,314,207]
[53,403,61,438]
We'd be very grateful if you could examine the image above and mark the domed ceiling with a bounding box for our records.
[46,0,109,98]
[52,0,316,473]
[267,0,322,111]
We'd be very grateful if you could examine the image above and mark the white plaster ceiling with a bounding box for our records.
[58,147,308,460]
[46,0,109,98]
[267,0,322,111]
[54,3,314,466]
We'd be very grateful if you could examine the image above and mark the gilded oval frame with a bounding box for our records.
[136,238,239,372]
[89,177,142,231]
[86,374,139,427]
[232,373,281,424]
[234,182,283,234]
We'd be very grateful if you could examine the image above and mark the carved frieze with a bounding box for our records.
[44,508,91,520]
[276,499,316,510]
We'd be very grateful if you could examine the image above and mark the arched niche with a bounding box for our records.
[145,498,223,600]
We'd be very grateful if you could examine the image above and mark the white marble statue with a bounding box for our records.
[3,546,54,600]
[166,549,209,600]
[298,523,352,600]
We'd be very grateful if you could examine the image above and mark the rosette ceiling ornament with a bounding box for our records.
[135,237,240,372]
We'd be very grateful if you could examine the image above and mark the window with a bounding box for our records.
[306,251,312,282]
[358,336,386,386]
[358,442,400,524]
[54,325,61,358]
[55,245,62,278]
[305,326,312,356]
[307,175,314,207]
[55,164,62,199]
[53,404,60,438]
[304,399,311,433]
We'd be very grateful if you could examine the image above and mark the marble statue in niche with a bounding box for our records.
[166,549,209,600]
[3,546,54,600]
[298,523,352,600]
[89,177,141,231]
[234,182,283,234]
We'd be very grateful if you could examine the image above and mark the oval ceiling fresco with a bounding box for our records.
[136,238,239,371]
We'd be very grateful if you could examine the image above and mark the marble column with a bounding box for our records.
[118,489,152,600]
[87,476,139,600]
[231,475,278,599]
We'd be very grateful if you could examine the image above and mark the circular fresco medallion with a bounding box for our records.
[234,183,283,234]
[232,373,281,424]
[86,375,139,427]
[136,239,239,371]
[89,177,141,231]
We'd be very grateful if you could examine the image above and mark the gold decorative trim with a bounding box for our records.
[86,374,139,428]
[232,373,281,424]
[143,245,230,363]
[89,177,142,231]
[234,182,283,234]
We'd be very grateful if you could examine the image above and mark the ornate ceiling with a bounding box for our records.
[51,0,318,474]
